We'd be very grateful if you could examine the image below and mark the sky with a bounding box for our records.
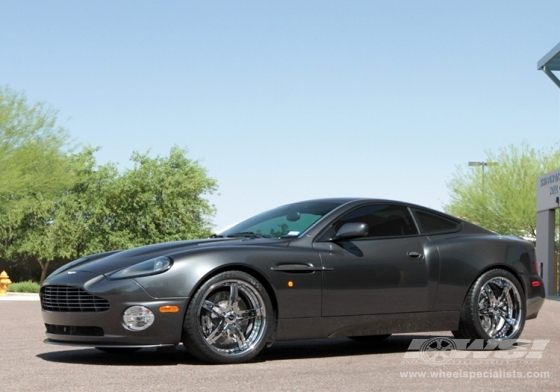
[2,1,560,230]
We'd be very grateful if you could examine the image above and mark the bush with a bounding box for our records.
[7,280,40,293]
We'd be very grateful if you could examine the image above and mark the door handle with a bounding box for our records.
[407,251,423,259]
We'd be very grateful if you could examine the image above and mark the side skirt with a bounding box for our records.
[275,311,460,341]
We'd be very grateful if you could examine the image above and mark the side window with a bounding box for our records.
[323,204,418,239]
[411,208,461,235]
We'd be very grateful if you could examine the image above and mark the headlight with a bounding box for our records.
[122,306,155,331]
[107,256,173,280]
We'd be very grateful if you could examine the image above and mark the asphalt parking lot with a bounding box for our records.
[1,295,558,391]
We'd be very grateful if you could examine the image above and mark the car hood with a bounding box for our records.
[45,237,290,281]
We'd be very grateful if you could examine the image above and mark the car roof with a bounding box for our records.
[292,197,421,206]
[293,197,453,217]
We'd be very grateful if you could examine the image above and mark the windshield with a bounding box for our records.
[218,201,343,238]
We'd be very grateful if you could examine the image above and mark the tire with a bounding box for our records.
[452,269,525,340]
[348,334,391,343]
[95,347,140,354]
[182,270,274,364]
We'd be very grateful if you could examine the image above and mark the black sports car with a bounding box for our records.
[40,198,545,364]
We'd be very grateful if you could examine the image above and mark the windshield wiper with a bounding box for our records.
[225,232,267,239]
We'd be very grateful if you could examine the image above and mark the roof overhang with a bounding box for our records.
[538,42,560,89]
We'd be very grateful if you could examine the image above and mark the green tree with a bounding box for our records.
[1,192,64,284]
[0,88,218,283]
[0,148,110,283]
[445,142,560,238]
[47,147,122,259]
[0,146,218,283]
[106,146,218,246]
[0,86,73,204]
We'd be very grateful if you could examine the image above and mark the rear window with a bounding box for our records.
[411,209,461,235]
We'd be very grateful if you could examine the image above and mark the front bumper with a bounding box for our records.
[41,275,189,347]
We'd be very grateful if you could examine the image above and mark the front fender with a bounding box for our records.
[133,245,323,319]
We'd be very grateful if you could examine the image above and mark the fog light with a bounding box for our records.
[122,306,155,331]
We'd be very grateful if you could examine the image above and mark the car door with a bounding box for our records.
[315,203,439,317]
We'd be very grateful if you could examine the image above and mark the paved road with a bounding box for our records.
[1,298,558,391]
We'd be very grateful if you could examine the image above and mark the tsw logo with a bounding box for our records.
[403,337,550,365]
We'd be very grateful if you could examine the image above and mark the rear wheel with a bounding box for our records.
[453,269,525,340]
[182,270,274,364]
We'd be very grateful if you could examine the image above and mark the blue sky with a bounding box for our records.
[2,1,560,230]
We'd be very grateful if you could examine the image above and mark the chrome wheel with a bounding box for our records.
[477,276,522,339]
[198,279,267,356]
[183,271,273,363]
[453,269,526,341]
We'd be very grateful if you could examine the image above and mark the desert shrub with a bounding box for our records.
[7,280,40,293]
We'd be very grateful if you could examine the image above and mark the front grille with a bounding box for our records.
[41,285,110,312]
[45,324,104,336]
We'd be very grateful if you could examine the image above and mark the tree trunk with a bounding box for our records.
[38,259,51,285]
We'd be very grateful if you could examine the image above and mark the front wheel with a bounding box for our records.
[453,269,525,340]
[182,270,274,364]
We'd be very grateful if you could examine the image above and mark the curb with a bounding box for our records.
[0,293,40,301]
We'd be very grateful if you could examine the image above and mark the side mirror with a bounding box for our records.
[332,222,369,241]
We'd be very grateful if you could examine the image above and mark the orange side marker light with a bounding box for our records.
[159,305,180,313]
